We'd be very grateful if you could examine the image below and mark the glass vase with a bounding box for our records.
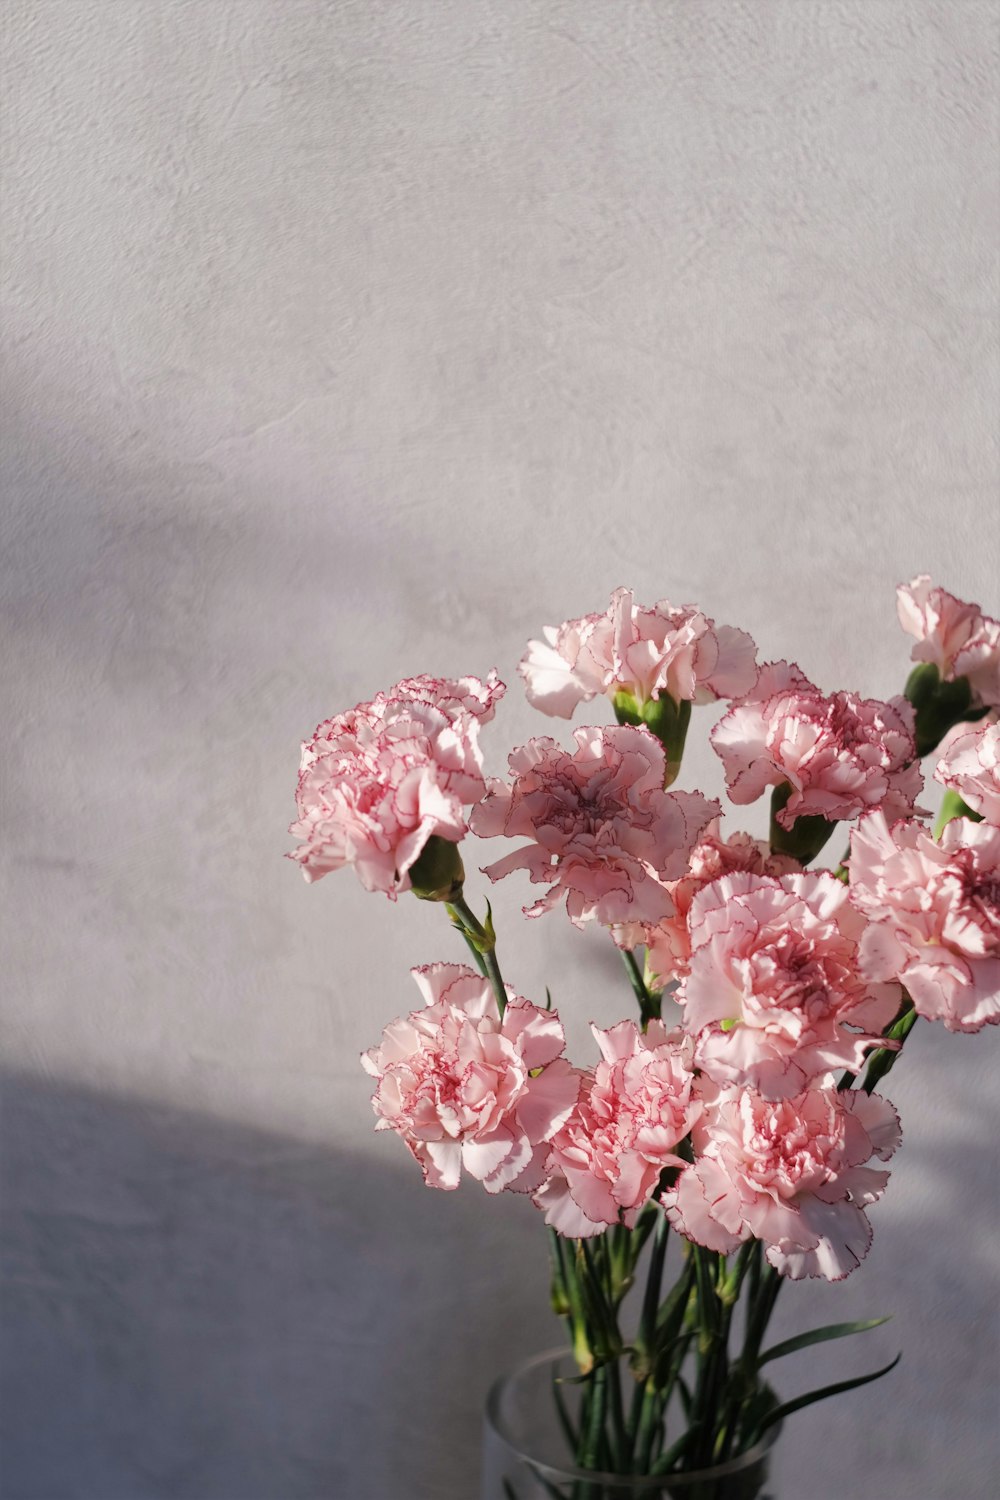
[481,1350,778,1500]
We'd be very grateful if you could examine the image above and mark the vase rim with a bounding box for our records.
[485,1346,781,1490]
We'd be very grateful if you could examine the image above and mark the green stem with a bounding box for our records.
[446,894,507,1017]
[839,999,918,1094]
[453,926,487,976]
[686,1250,727,1470]
[636,1212,669,1364]
[712,1242,756,1463]
[743,1260,783,1373]
[621,947,660,1027]
[632,1379,664,1475]
[578,1363,609,1473]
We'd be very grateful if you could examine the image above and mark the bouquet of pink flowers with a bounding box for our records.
[289,578,999,1494]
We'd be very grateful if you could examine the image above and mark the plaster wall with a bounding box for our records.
[2,3,999,1496]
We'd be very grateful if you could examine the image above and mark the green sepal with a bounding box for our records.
[904,662,984,757]
[934,787,981,838]
[613,690,692,786]
[408,835,465,902]
[769,783,836,865]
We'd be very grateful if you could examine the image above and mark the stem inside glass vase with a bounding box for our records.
[481,1349,781,1500]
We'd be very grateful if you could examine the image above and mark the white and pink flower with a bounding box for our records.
[289,672,504,894]
[849,811,1000,1033]
[897,576,1000,708]
[633,823,801,988]
[678,871,902,1097]
[519,588,758,718]
[534,1021,701,1237]
[362,963,580,1192]
[935,721,1000,825]
[711,662,924,830]
[470,725,719,928]
[663,1083,901,1281]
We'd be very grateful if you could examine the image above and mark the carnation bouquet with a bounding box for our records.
[289,578,999,1498]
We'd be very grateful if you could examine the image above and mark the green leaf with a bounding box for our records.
[754,1353,901,1437]
[758,1316,891,1367]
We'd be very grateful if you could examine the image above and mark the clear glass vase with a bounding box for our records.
[481,1350,779,1500]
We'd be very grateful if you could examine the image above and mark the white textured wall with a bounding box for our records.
[2,3,999,1497]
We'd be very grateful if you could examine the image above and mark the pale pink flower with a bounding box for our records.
[289,673,504,894]
[635,823,801,988]
[711,661,924,829]
[935,721,1000,825]
[362,963,580,1192]
[534,1021,701,1238]
[678,871,902,1097]
[897,576,1000,708]
[519,588,757,718]
[377,671,506,724]
[849,811,1000,1033]
[663,1083,901,1281]
[470,725,719,928]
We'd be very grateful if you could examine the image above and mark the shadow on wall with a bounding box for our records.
[3,1048,1000,1500]
[0,1071,549,1500]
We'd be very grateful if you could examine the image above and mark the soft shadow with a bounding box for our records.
[0,1071,549,1500]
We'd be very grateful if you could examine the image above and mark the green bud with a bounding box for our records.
[407,836,465,902]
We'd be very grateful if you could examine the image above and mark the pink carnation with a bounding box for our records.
[534,1021,701,1238]
[636,823,801,988]
[289,672,504,894]
[711,661,924,829]
[849,811,1000,1033]
[678,871,902,1098]
[362,963,579,1192]
[663,1083,901,1281]
[897,576,1000,708]
[377,671,506,723]
[935,721,1000,825]
[519,587,758,718]
[470,725,719,928]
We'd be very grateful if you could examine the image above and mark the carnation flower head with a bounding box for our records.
[634,822,801,989]
[663,1083,901,1281]
[470,724,719,928]
[711,661,924,835]
[362,963,579,1192]
[849,811,1000,1033]
[935,721,1000,825]
[897,576,1000,709]
[533,1020,700,1237]
[678,870,902,1097]
[519,587,758,718]
[289,672,504,895]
